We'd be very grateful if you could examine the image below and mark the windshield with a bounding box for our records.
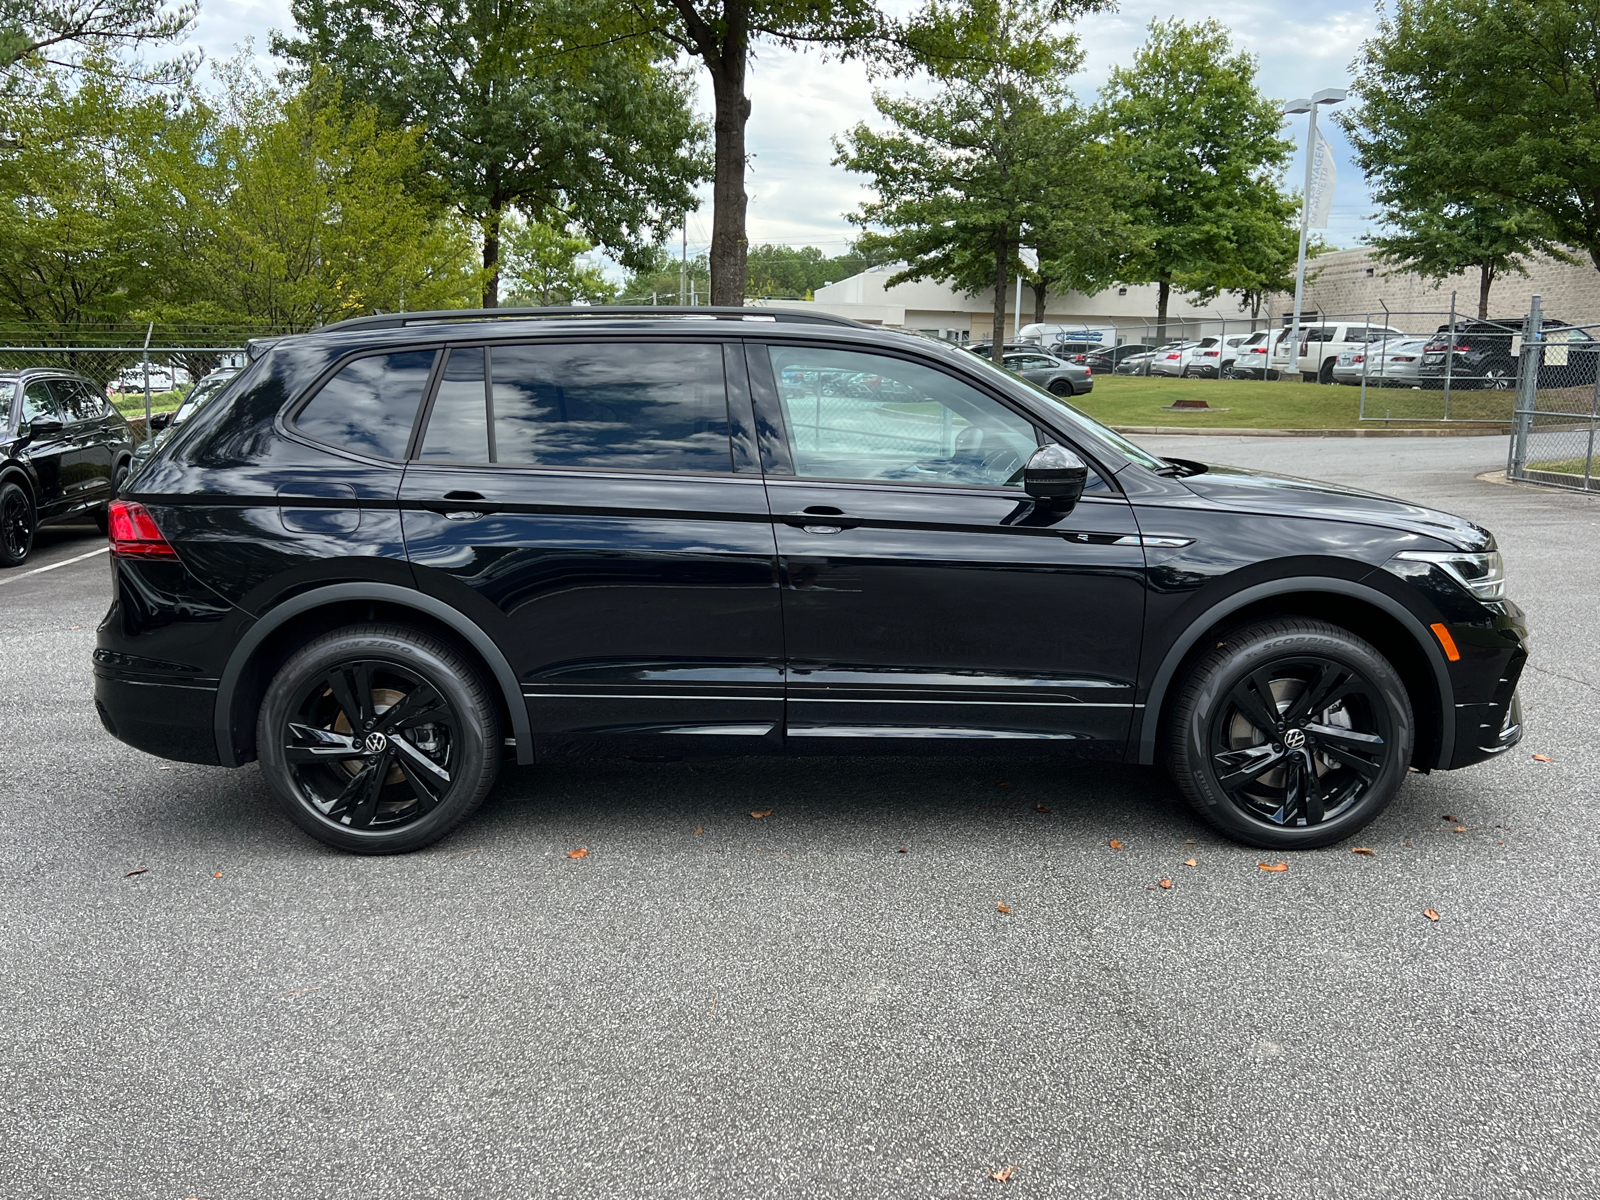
[961,349,1167,472]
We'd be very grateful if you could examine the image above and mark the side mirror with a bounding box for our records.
[1023,443,1088,511]
[24,417,64,438]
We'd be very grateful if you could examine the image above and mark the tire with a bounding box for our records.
[1220,362,1237,380]
[93,461,130,534]
[1318,358,1336,385]
[1047,378,1074,397]
[1479,363,1514,391]
[256,623,502,854]
[0,480,34,568]
[1165,618,1414,850]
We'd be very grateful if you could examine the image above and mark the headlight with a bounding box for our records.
[1391,549,1505,600]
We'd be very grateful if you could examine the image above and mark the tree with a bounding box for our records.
[0,54,206,330]
[1366,197,1567,319]
[276,0,710,307]
[837,0,1118,362]
[1344,0,1600,273]
[0,0,194,79]
[1098,18,1294,340]
[499,216,618,306]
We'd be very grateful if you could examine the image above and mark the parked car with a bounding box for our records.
[1179,334,1251,379]
[1232,329,1292,380]
[1332,338,1431,388]
[1083,344,1148,373]
[0,369,138,566]
[100,306,1527,857]
[1277,321,1409,384]
[1003,350,1093,397]
[131,368,241,467]
[966,341,1035,358]
[1044,340,1106,361]
[1114,344,1182,375]
[1416,319,1597,390]
[112,365,189,395]
[1149,341,1202,378]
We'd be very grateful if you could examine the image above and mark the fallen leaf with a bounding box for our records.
[1423,908,1440,922]
[69,624,82,630]
[1108,839,1123,850]
[1442,814,1457,822]
[1183,858,1197,867]
[996,902,1011,914]
[1352,847,1376,856]
[212,871,223,878]
[1455,825,1468,833]
[989,1166,1017,1183]
[693,825,704,836]
[1259,862,1288,872]
[1158,878,1172,889]
[750,809,772,819]
[755,847,790,858]
[995,781,1012,788]
[566,847,589,859]
[123,867,148,878]
[1035,805,1052,814]
[897,846,908,854]
[1180,838,1197,845]
[1532,754,1553,763]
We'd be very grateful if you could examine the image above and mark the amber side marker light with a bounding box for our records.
[107,500,177,559]
[1429,622,1460,662]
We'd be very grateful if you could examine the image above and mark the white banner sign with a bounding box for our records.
[1307,128,1336,229]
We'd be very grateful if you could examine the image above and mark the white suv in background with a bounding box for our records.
[1180,334,1250,378]
[1148,341,1201,377]
[1278,321,1408,384]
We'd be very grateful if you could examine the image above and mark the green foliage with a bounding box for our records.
[500,217,617,307]
[616,243,883,303]
[0,0,195,81]
[1365,197,1568,318]
[837,0,1125,360]
[0,52,209,329]
[1345,0,1600,272]
[275,0,711,304]
[1097,18,1295,334]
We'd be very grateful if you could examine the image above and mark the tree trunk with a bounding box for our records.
[1478,263,1494,320]
[991,236,1009,364]
[1032,280,1047,326]
[482,207,502,309]
[706,18,750,308]
[1155,275,1170,344]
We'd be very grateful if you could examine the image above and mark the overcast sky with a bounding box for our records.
[189,0,1383,264]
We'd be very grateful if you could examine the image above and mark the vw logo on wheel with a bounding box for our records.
[363,731,389,754]
[1282,728,1307,750]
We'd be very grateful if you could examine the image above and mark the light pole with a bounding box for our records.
[1280,88,1345,381]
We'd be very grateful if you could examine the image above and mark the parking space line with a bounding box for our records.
[0,545,108,587]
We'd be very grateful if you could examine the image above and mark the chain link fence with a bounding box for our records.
[1506,298,1600,494]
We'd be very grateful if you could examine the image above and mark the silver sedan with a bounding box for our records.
[1003,351,1094,397]
[1331,337,1431,387]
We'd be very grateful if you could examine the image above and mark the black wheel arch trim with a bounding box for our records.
[213,581,533,768]
[1134,576,1454,770]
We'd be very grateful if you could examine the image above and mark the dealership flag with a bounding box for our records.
[1307,128,1336,229]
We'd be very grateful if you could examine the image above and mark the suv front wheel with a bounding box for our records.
[1166,618,1414,850]
[257,624,502,854]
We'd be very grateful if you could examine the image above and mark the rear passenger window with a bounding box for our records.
[415,341,733,473]
[295,350,437,460]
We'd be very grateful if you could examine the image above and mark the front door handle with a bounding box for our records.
[421,490,499,519]
[781,506,860,531]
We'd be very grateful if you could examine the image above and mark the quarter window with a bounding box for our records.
[295,350,437,460]
[767,346,1039,488]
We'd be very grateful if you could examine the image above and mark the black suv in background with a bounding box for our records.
[98,308,1527,856]
[1,369,138,566]
[1419,318,1597,390]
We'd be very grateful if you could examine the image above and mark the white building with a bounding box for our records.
[751,264,1270,345]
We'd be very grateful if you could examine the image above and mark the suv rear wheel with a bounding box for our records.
[257,624,502,854]
[1166,618,1413,850]
[0,481,34,568]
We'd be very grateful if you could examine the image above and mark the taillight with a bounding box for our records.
[1202,350,1218,357]
[107,500,177,559]
[1392,355,1415,362]
[1084,366,1092,376]
[1165,353,1180,359]
[1249,347,1266,354]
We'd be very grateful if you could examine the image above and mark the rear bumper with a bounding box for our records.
[94,665,221,765]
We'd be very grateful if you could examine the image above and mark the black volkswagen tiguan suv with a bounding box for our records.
[96,308,1527,855]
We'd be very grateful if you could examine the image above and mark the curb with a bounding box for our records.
[1111,425,1510,438]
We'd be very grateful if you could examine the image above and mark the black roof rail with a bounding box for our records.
[315,304,872,334]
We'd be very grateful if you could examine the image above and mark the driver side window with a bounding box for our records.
[767,346,1038,488]
[19,381,62,426]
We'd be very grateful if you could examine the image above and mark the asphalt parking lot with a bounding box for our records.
[3,436,1597,1199]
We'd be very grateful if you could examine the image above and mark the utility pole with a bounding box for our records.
[1280,88,1345,381]
[680,225,687,306]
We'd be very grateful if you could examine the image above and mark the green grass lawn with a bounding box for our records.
[112,390,184,419]
[1073,373,1514,430]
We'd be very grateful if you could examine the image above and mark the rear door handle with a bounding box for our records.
[780,506,861,532]
[421,490,498,519]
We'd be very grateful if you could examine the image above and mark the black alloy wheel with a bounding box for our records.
[1047,378,1074,397]
[1167,618,1413,849]
[256,624,501,854]
[0,481,33,568]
